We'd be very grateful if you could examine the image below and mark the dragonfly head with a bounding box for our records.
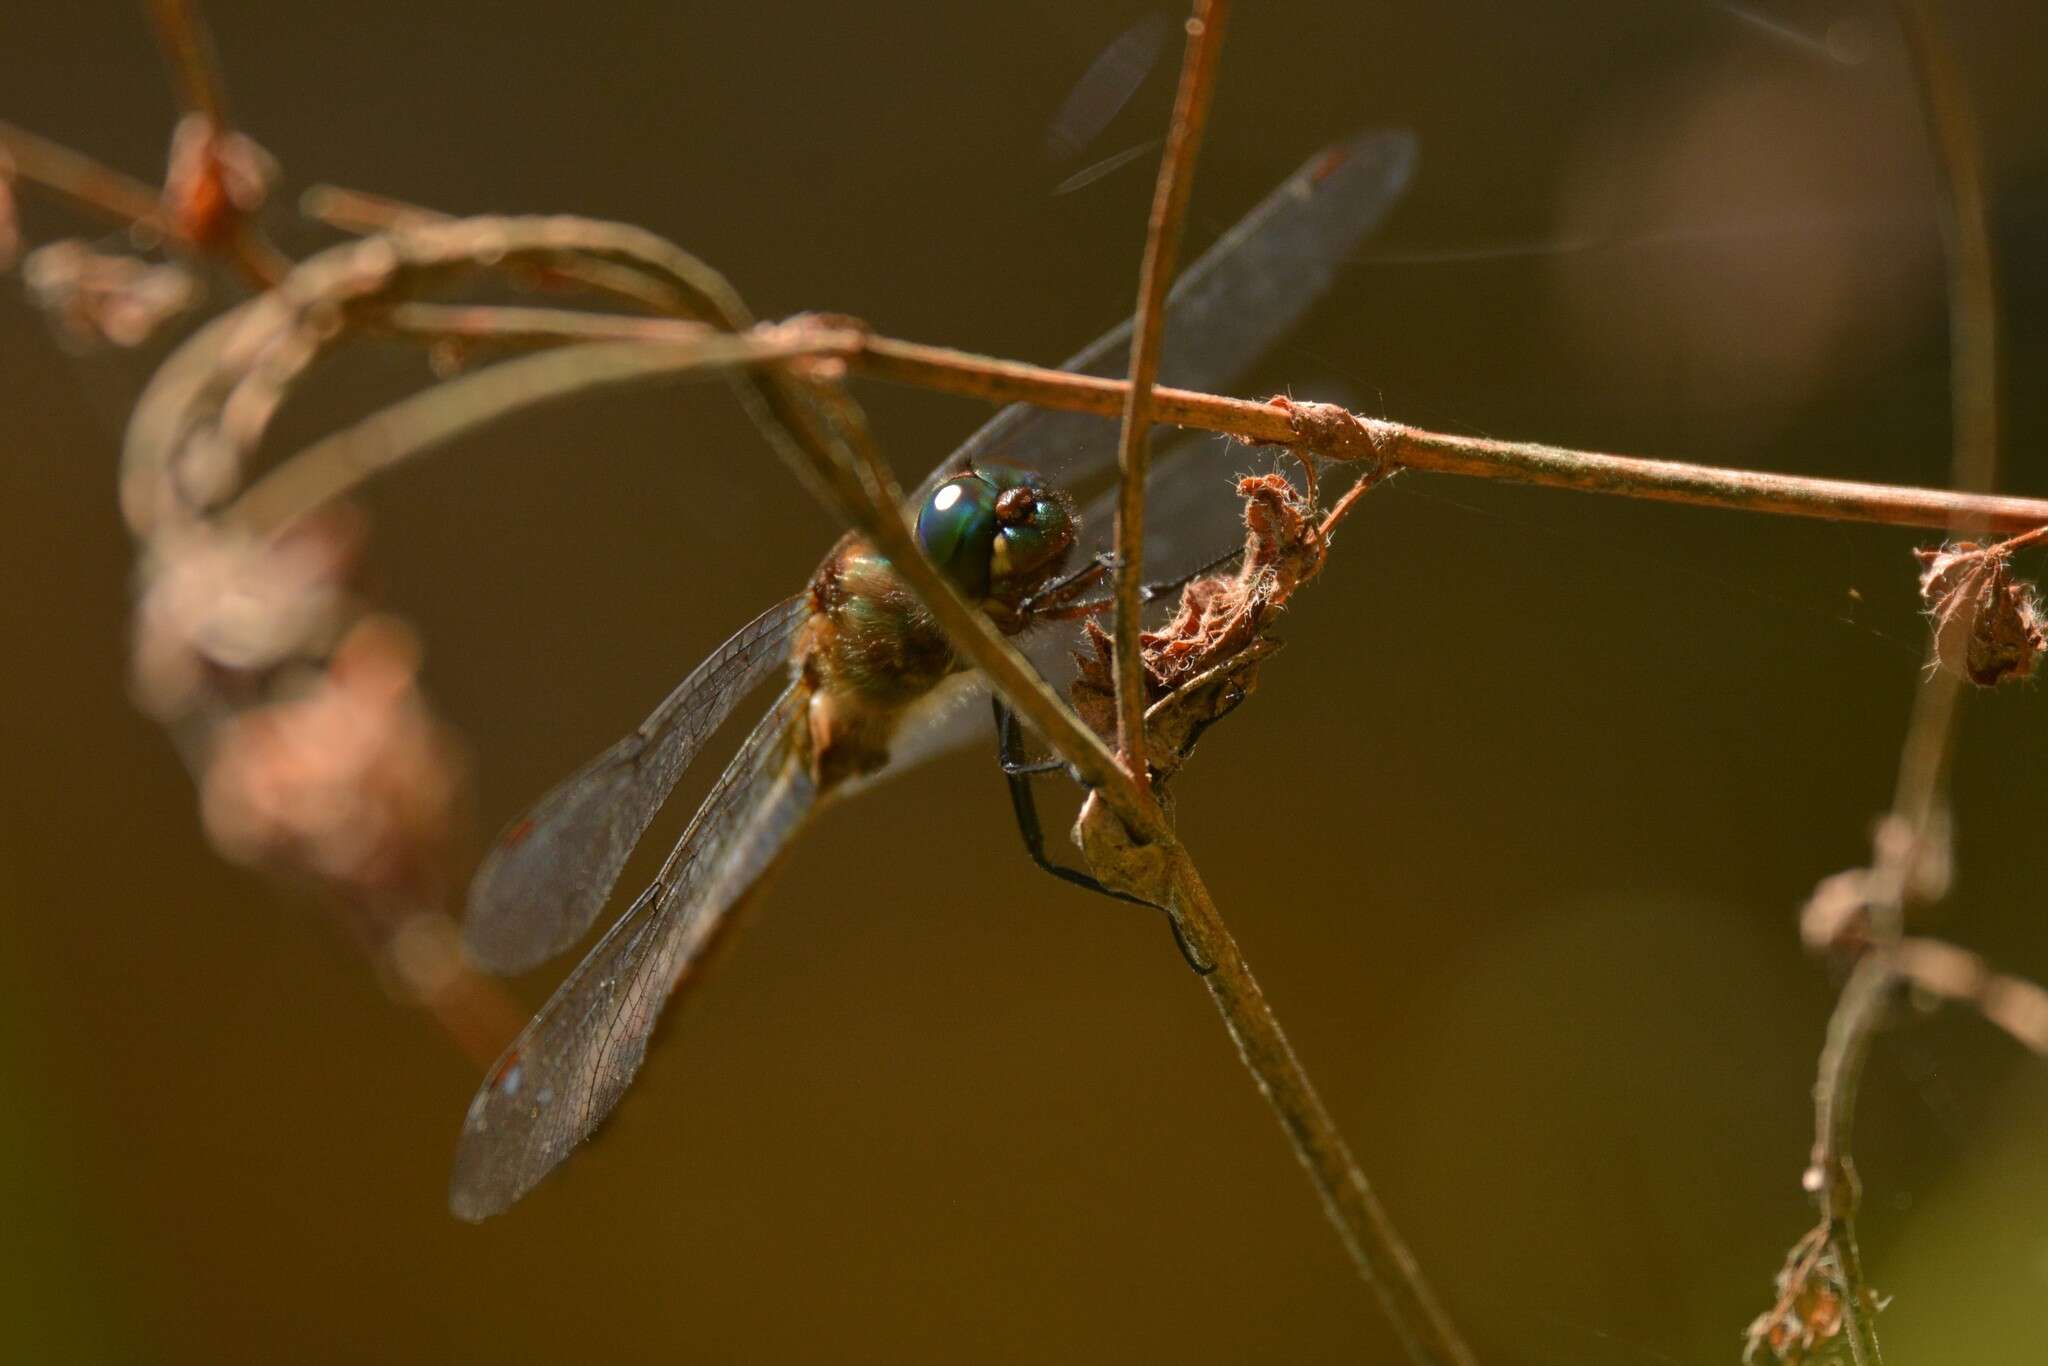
[914,464,1076,604]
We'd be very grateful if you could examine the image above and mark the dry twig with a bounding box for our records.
[1108,0,1228,783]
[13,9,2048,1357]
[1751,6,2018,1362]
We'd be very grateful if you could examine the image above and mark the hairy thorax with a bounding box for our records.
[795,532,960,791]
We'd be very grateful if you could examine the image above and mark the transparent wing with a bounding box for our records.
[908,125,1418,507]
[464,595,809,974]
[858,440,1296,792]
[450,685,815,1221]
[856,130,1418,795]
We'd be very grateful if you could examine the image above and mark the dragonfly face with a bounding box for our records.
[798,464,1079,791]
[449,127,1418,1222]
[916,463,1079,609]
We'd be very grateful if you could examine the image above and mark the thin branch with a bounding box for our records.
[1893,937,2048,1053]
[1898,0,2000,506]
[146,0,232,126]
[1167,855,1478,1366]
[300,183,443,234]
[1784,6,2004,1361]
[227,335,830,536]
[1091,9,1472,1356]
[0,121,170,233]
[302,183,685,312]
[1110,0,1228,783]
[376,302,850,351]
[187,280,2048,544]
[839,330,2048,534]
[752,377,1480,1363]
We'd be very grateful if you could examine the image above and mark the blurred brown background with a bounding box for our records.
[5,2,2048,1361]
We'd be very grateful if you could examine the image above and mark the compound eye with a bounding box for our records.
[914,474,999,600]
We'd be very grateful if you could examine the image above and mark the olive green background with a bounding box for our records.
[5,2,2048,1361]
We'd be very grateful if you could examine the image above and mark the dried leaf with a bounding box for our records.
[200,615,465,902]
[1071,471,1331,755]
[1744,1226,1885,1365]
[21,238,200,348]
[131,509,364,719]
[1914,540,2046,686]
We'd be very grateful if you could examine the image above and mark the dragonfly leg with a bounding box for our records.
[995,698,1080,779]
[991,697,1213,974]
[1019,552,1112,613]
[1037,544,1247,620]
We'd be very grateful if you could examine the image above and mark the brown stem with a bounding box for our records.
[1168,854,1478,1366]
[146,0,232,126]
[1793,7,2003,1360]
[0,121,170,233]
[841,330,2048,534]
[229,334,849,537]
[0,117,285,288]
[1110,0,1228,784]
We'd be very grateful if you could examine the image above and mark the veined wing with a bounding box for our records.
[451,684,816,1220]
[876,441,1301,780]
[791,136,1417,802]
[464,594,809,975]
[909,126,1417,506]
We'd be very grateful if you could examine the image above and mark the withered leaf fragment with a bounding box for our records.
[21,238,199,348]
[1071,471,1331,762]
[1743,1225,1885,1365]
[1914,540,2045,687]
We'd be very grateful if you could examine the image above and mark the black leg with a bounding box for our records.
[991,698,1214,974]
[1037,545,1248,619]
[995,698,1072,777]
[1019,552,1114,616]
[1142,545,1244,603]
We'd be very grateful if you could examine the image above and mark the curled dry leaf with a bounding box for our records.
[162,113,279,250]
[131,507,365,719]
[1744,1226,1885,1365]
[1071,470,1332,763]
[1914,540,2046,686]
[1067,469,1363,910]
[21,238,200,348]
[201,614,466,903]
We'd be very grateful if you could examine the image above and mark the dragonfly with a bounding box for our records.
[448,126,1417,1221]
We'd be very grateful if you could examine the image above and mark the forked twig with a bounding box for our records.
[1757,5,2007,1362]
[14,11,2046,1355]
[1109,0,1228,783]
[1099,4,1472,1360]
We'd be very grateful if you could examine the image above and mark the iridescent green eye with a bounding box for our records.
[915,465,1078,605]
[916,474,1000,599]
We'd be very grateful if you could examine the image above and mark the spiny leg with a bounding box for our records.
[1021,545,1245,621]
[1031,545,1246,621]
[991,697,1212,973]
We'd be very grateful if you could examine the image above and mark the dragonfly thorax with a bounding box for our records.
[795,465,1077,790]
